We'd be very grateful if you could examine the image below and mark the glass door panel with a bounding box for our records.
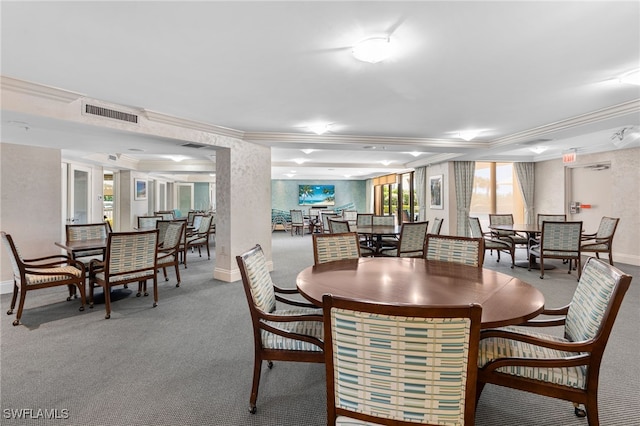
[68,165,91,224]
[177,183,194,216]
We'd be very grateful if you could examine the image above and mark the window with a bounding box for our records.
[373,172,417,223]
[470,162,523,227]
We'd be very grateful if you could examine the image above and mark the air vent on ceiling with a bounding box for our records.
[85,103,138,123]
[181,142,217,150]
[519,138,553,146]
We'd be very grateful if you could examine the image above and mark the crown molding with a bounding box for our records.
[490,99,640,147]
[1,75,84,103]
[142,109,244,139]
[244,131,480,149]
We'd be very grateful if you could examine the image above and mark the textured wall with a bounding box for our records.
[1,143,62,284]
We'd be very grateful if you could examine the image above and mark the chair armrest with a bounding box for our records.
[581,232,597,240]
[23,254,76,267]
[519,318,566,327]
[89,259,105,275]
[275,294,318,308]
[481,353,591,373]
[541,304,570,315]
[258,319,324,350]
[480,328,595,352]
[273,285,299,294]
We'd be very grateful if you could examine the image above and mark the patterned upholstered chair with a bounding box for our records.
[289,209,309,236]
[341,210,358,227]
[154,210,175,220]
[380,221,429,258]
[156,221,185,287]
[313,232,363,265]
[184,215,213,268]
[328,219,350,234]
[424,234,485,267]
[319,212,338,233]
[581,216,619,265]
[1,232,86,326]
[430,217,444,235]
[477,257,632,425]
[529,214,567,247]
[65,222,110,265]
[469,217,515,268]
[489,213,528,247]
[356,213,374,247]
[323,293,482,426]
[529,221,582,280]
[88,229,159,319]
[236,244,324,414]
[137,215,162,229]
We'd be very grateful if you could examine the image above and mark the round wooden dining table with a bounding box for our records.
[296,257,545,329]
[490,223,554,270]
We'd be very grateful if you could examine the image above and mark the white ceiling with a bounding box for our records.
[1,1,639,180]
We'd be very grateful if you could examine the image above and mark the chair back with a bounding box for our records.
[236,244,276,315]
[187,211,197,225]
[356,213,373,227]
[66,223,110,241]
[537,214,566,225]
[290,209,305,226]
[489,213,515,237]
[104,230,158,277]
[372,215,394,226]
[308,208,324,219]
[565,258,631,347]
[196,215,213,235]
[595,216,619,239]
[162,221,185,251]
[1,232,23,280]
[431,217,444,235]
[468,217,483,239]
[156,220,171,246]
[540,221,582,255]
[313,232,361,265]
[396,221,429,257]
[342,210,357,225]
[154,211,174,220]
[328,219,350,234]
[322,212,340,232]
[137,215,162,229]
[66,223,110,259]
[323,294,482,426]
[425,234,484,267]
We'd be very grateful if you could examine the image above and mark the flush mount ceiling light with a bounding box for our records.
[352,36,394,64]
[300,148,315,155]
[306,123,331,135]
[407,151,422,157]
[529,146,548,154]
[459,130,480,141]
[380,160,393,166]
[619,69,640,85]
[292,158,308,165]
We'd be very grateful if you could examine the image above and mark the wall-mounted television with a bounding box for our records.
[299,184,335,206]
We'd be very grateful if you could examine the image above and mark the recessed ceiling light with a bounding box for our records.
[352,36,394,63]
[529,146,548,154]
[306,123,331,135]
[407,151,422,157]
[292,158,308,165]
[168,155,187,162]
[459,131,479,141]
[301,149,315,155]
[619,69,640,85]
[285,173,295,178]
[380,160,392,166]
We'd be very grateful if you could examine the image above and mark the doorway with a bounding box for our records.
[568,163,612,233]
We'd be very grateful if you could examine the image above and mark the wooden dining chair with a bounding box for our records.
[489,213,528,247]
[137,215,162,229]
[430,217,444,235]
[327,218,350,234]
[2,231,87,326]
[380,221,429,258]
[184,215,213,267]
[581,216,619,265]
[477,257,632,425]
[469,217,515,268]
[312,232,362,265]
[236,244,324,414]
[321,212,339,233]
[155,221,185,287]
[88,229,159,319]
[424,234,485,267]
[529,221,583,280]
[323,293,482,426]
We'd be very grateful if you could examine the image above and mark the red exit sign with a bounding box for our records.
[563,152,576,164]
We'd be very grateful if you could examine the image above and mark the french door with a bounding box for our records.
[64,164,92,225]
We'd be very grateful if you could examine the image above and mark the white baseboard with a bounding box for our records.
[1,280,14,295]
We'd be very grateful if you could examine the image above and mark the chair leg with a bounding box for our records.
[585,394,599,426]
[162,267,169,282]
[249,356,263,414]
[12,285,27,326]
[205,242,211,260]
[7,282,18,315]
[75,283,86,312]
[174,263,181,287]
[573,402,587,417]
[104,285,112,319]
[539,257,545,279]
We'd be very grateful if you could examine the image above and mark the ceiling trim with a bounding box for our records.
[142,109,245,139]
[244,131,481,149]
[489,99,640,148]
[1,75,83,103]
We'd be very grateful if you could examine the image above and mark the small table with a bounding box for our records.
[489,223,554,270]
[353,224,401,254]
[297,257,545,329]
[55,239,107,258]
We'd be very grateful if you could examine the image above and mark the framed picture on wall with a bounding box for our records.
[429,175,443,209]
[134,178,147,201]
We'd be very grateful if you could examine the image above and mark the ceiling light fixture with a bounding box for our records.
[292,158,308,165]
[619,69,640,85]
[300,149,315,155]
[168,155,187,162]
[306,123,331,135]
[352,36,394,64]
[380,160,392,166]
[407,151,422,157]
[459,131,479,141]
[285,173,295,178]
[529,146,548,154]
